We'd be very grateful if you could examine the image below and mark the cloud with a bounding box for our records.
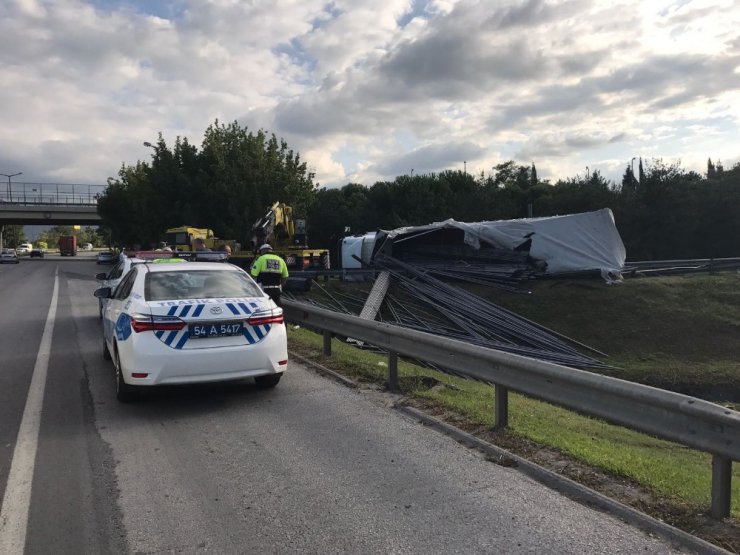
[1,0,739,191]
[371,141,486,175]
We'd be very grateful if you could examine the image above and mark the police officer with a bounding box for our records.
[250,244,289,305]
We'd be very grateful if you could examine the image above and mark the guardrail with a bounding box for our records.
[282,299,740,518]
[625,257,740,269]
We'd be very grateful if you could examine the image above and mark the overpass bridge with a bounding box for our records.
[0,182,105,247]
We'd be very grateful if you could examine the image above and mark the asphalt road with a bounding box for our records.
[0,256,687,554]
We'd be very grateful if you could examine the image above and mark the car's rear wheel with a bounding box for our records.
[103,337,111,360]
[255,374,282,388]
[114,346,138,403]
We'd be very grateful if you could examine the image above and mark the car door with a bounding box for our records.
[103,267,139,343]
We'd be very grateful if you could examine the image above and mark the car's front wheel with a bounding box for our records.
[255,374,282,388]
[114,346,138,403]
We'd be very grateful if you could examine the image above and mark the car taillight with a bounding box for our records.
[130,313,186,333]
[247,309,284,326]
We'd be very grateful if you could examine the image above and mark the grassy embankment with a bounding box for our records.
[287,273,740,520]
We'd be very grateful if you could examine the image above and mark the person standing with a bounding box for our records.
[250,244,289,306]
[193,238,211,252]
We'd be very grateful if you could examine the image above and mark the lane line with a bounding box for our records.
[0,267,59,554]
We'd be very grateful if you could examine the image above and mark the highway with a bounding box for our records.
[0,255,686,553]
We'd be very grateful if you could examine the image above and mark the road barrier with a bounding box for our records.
[283,299,739,519]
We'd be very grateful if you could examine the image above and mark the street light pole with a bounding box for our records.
[1,172,22,201]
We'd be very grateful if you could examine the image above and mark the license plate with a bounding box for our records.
[189,321,243,339]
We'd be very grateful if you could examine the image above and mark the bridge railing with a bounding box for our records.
[0,182,106,206]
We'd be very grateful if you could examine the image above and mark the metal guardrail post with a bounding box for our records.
[494,384,509,429]
[323,330,332,356]
[711,455,731,518]
[388,351,399,392]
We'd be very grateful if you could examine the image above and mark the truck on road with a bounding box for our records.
[59,235,77,256]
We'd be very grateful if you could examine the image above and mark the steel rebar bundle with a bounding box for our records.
[373,255,609,369]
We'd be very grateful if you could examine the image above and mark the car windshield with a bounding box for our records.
[145,270,263,301]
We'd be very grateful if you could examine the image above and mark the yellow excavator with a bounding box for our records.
[164,202,329,271]
[249,202,329,270]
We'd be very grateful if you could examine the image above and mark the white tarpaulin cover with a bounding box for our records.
[383,208,626,275]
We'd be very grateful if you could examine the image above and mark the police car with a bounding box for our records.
[95,254,144,318]
[95,262,287,402]
[94,251,196,318]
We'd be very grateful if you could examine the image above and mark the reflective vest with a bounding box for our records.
[250,253,289,288]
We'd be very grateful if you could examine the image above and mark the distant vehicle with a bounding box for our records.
[80,243,93,251]
[30,248,45,258]
[15,243,33,255]
[96,251,116,264]
[59,235,77,256]
[95,262,287,402]
[0,249,20,264]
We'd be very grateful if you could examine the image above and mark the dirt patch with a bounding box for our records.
[289,341,740,553]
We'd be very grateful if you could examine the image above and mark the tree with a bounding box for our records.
[707,158,716,179]
[3,225,25,247]
[621,164,637,192]
[97,121,317,248]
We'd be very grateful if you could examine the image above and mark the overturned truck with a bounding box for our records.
[342,208,627,282]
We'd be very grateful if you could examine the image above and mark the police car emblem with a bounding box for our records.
[210,306,223,315]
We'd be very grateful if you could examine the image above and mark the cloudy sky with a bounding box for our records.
[1,0,739,189]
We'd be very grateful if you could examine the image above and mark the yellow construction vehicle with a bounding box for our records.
[164,226,237,253]
[250,202,329,271]
[164,203,328,271]
[164,226,212,251]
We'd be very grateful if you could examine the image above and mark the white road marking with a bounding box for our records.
[0,268,59,554]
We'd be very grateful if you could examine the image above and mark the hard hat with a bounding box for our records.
[259,243,273,251]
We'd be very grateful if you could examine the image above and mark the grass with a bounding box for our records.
[479,274,740,389]
[287,322,740,520]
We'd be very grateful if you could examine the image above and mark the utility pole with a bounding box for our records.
[1,172,22,201]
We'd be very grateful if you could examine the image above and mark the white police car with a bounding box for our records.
[95,262,287,402]
[95,255,144,318]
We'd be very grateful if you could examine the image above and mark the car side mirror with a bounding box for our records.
[95,272,107,280]
[94,287,112,299]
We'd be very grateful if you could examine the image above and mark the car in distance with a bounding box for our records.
[0,249,20,264]
[80,242,93,251]
[15,243,32,255]
[97,251,116,264]
[95,262,288,402]
[29,248,45,258]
